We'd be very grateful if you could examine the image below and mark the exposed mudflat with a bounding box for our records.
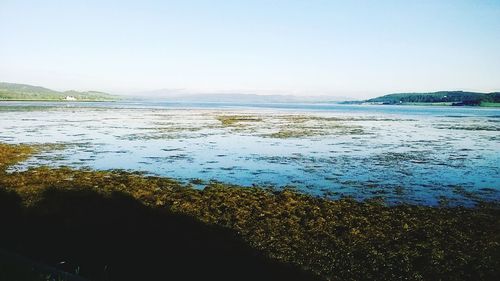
[1,101,499,205]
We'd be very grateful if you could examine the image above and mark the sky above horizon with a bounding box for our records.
[1,0,499,98]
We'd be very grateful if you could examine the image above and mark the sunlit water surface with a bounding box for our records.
[1,101,499,206]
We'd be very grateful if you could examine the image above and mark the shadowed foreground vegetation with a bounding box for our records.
[0,143,499,280]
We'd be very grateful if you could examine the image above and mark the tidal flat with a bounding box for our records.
[0,102,500,280]
[0,101,498,206]
[0,142,499,281]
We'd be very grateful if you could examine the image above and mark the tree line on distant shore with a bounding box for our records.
[366,91,500,105]
[0,82,116,101]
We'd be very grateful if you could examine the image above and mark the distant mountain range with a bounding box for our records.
[127,89,352,103]
[343,91,500,107]
[0,82,351,103]
[0,82,117,101]
[1,82,499,107]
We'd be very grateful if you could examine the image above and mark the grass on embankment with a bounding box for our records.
[480,102,500,107]
[0,143,499,281]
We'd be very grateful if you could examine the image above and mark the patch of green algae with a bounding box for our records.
[1,143,499,280]
[0,143,34,169]
[216,115,263,127]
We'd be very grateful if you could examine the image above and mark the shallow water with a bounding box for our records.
[1,101,499,205]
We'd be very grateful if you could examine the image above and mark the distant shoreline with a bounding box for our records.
[356,91,500,107]
[340,101,500,108]
[1,100,500,110]
[0,99,116,102]
[387,102,500,108]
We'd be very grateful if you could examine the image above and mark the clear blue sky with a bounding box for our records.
[1,0,499,97]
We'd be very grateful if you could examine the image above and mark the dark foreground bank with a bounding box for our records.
[0,143,499,281]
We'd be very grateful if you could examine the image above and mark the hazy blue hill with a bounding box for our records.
[366,91,500,106]
[0,82,117,101]
[130,89,353,103]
